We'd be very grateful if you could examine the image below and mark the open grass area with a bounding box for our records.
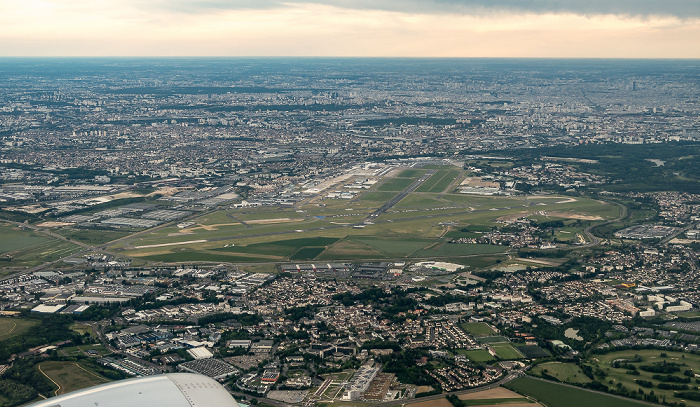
[490,344,524,360]
[0,224,82,270]
[505,377,651,407]
[394,194,448,208]
[530,362,591,384]
[477,336,510,344]
[585,349,700,407]
[316,239,385,260]
[290,246,327,260]
[378,177,418,191]
[0,223,54,252]
[415,170,460,193]
[398,169,427,178]
[59,344,111,358]
[54,228,137,245]
[461,322,497,336]
[113,193,615,264]
[458,349,495,363]
[70,323,96,338]
[37,361,110,396]
[358,191,399,202]
[413,243,509,257]
[353,237,432,256]
[0,317,37,341]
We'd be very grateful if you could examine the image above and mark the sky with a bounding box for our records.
[1,0,700,58]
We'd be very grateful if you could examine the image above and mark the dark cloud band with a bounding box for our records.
[153,0,700,18]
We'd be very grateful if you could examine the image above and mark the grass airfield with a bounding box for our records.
[109,166,618,264]
[0,223,83,274]
[0,165,620,268]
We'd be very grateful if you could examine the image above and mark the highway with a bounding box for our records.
[578,201,627,248]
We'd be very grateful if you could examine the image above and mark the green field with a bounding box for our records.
[415,170,460,193]
[585,349,700,406]
[460,322,497,336]
[378,177,418,191]
[0,223,54,252]
[110,192,617,264]
[394,194,447,208]
[505,377,652,407]
[458,349,495,363]
[70,323,96,338]
[290,247,327,260]
[490,344,524,360]
[0,223,82,271]
[0,318,37,341]
[37,361,110,396]
[530,362,591,384]
[413,243,508,257]
[59,344,111,358]
[398,169,426,178]
[477,336,510,344]
[55,228,134,245]
[358,191,399,202]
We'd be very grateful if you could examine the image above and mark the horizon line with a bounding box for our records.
[1,56,700,60]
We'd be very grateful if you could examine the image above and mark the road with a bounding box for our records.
[661,221,699,245]
[578,201,628,248]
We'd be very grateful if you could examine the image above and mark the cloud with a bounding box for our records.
[142,0,700,18]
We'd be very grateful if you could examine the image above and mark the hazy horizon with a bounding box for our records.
[2,1,700,58]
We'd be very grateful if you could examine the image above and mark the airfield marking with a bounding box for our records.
[133,239,208,249]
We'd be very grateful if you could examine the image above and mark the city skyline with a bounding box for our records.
[2,0,700,58]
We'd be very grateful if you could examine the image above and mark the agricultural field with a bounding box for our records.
[36,361,110,396]
[461,398,535,406]
[0,318,37,341]
[585,349,700,407]
[458,387,539,405]
[530,362,591,384]
[407,399,454,407]
[505,376,652,407]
